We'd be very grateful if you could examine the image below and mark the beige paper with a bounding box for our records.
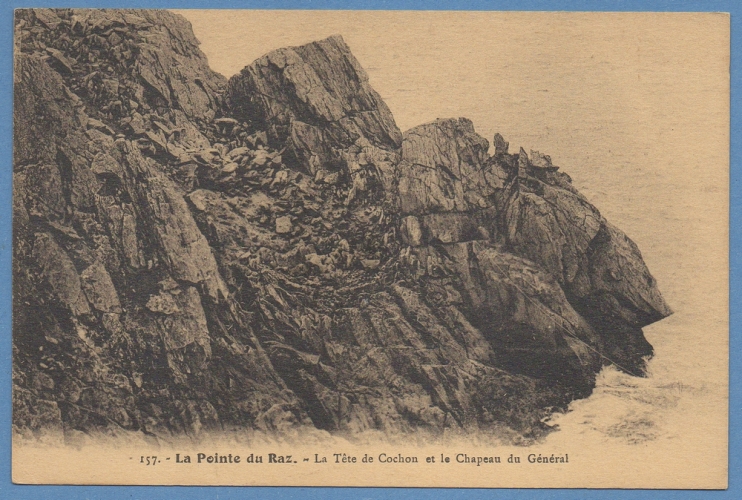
[12,9,729,488]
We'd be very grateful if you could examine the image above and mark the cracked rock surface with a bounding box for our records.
[13,9,671,444]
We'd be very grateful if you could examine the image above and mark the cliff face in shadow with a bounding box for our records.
[13,9,671,444]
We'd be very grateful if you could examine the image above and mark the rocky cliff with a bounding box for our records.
[13,9,671,443]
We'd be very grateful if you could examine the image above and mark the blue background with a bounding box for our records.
[0,0,737,498]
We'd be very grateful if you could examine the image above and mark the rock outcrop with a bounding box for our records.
[14,9,307,442]
[13,9,671,444]
[396,118,505,246]
[224,35,401,204]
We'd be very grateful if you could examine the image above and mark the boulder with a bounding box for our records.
[33,9,63,30]
[395,118,506,246]
[399,118,498,214]
[275,216,292,234]
[400,215,423,246]
[87,118,114,136]
[45,47,74,74]
[493,132,509,156]
[530,150,554,169]
[80,261,121,313]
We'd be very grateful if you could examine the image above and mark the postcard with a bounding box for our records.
[11,9,729,488]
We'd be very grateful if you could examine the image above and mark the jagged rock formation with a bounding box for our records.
[223,34,401,211]
[14,9,307,440]
[13,9,671,443]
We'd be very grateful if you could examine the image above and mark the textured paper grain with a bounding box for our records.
[13,10,729,488]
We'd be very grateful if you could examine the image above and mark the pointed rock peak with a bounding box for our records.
[300,34,349,52]
[224,34,401,175]
[325,34,346,44]
[517,147,529,177]
[493,133,509,155]
[530,150,553,169]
